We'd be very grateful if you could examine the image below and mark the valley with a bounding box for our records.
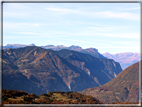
[81,61,140,103]
[1,45,140,104]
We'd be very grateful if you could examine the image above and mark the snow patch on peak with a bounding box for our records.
[28,43,36,46]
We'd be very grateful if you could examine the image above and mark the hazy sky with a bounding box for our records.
[3,2,140,54]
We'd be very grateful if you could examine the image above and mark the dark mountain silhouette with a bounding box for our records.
[81,61,140,103]
[102,52,141,70]
[2,46,122,95]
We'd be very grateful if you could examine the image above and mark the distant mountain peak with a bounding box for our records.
[28,43,36,46]
[6,44,12,46]
[57,45,65,46]
[6,44,25,46]
[86,48,98,52]
[46,45,54,46]
[69,45,82,49]
[103,52,140,70]
[57,45,66,48]
[103,52,110,54]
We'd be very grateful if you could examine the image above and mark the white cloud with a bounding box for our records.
[67,31,140,39]
[93,11,139,21]
[45,7,76,13]
[85,38,139,46]
[57,38,92,44]
[3,22,40,29]
[87,26,116,32]
[118,7,140,11]
[12,31,69,38]
[3,12,28,17]
[3,3,30,10]
[45,7,140,21]
[103,33,140,39]
[99,45,140,54]
[14,32,40,35]
[44,7,86,16]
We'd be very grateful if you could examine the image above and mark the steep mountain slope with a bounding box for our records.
[102,52,140,70]
[81,61,140,103]
[56,49,122,85]
[3,46,83,94]
[3,73,43,95]
[2,46,122,95]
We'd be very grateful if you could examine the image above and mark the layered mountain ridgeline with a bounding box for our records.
[3,44,105,58]
[81,61,140,103]
[2,43,35,49]
[47,45,106,58]
[102,52,141,70]
[2,46,122,95]
[2,89,103,104]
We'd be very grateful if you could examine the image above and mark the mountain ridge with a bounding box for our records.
[2,44,106,59]
[102,52,140,70]
[2,46,122,95]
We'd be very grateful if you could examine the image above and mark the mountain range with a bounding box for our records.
[2,44,106,59]
[81,61,140,103]
[2,45,140,104]
[3,44,141,70]
[2,46,122,95]
[102,52,141,70]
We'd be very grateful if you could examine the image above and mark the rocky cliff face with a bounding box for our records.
[81,61,140,103]
[2,46,122,95]
[56,49,122,85]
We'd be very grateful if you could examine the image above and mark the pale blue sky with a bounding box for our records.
[3,3,140,54]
